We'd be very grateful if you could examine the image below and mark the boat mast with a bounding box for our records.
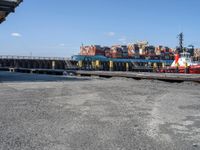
[179,32,184,52]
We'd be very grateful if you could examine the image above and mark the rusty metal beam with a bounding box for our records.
[0,0,22,23]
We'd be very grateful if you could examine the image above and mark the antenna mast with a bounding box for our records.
[179,32,184,52]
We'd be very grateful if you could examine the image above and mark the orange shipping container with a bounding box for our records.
[80,45,105,56]
[127,44,139,57]
[110,46,122,58]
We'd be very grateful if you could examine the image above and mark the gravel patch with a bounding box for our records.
[0,71,200,150]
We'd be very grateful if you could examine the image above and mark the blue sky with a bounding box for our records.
[0,0,200,57]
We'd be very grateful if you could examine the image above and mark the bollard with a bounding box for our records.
[148,62,152,67]
[78,61,83,70]
[162,63,165,68]
[96,60,100,70]
[109,61,113,71]
[185,62,189,74]
[52,61,56,70]
[153,63,157,72]
[91,61,96,70]
[175,63,179,73]
[126,63,129,71]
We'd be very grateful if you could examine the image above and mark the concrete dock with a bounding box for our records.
[76,71,200,82]
[1,67,200,83]
[0,71,200,150]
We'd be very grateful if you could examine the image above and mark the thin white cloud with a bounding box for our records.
[118,36,127,44]
[59,43,65,47]
[11,32,22,37]
[106,32,115,37]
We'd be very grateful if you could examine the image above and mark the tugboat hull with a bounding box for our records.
[159,65,200,74]
[189,65,200,74]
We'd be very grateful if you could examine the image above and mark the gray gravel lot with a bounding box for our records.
[0,71,200,150]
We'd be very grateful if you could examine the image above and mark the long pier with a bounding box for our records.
[0,55,200,83]
[0,55,77,70]
[0,55,173,72]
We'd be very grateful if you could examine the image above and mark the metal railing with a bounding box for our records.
[0,55,71,61]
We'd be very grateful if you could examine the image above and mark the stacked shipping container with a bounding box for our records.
[194,49,200,61]
[110,46,123,58]
[79,43,196,60]
[127,44,140,57]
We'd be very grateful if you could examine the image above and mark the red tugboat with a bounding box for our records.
[159,33,200,74]
[167,52,200,73]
